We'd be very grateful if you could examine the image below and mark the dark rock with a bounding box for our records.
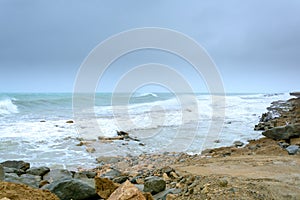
[286,145,299,155]
[44,178,99,200]
[3,167,25,175]
[0,164,4,181]
[101,169,122,179]
[144,176,166,195]
[113,176,129,184]
[1,160,30,171]
[233,141,244,147]
[66,120,74,123]
[82,171,97,178]
[95,177,119,199]
[26,166,50,177]
[5,173,41,188]
[117,130,129,136]
[260,112,273,122]
[290,92,300,98]
[277,141,290,149]
[262,124,300,140]
[73,172,95,188]
[43,169,73,183]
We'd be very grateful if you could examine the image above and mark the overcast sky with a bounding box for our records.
[0,0,299,93]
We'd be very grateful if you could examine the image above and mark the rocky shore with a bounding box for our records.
[1,95,300,199]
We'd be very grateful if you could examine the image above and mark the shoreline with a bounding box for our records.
[1,96,300,199]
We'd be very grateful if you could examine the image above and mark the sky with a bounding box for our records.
[0,0,299,93]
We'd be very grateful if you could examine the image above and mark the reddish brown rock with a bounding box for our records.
[95,177,119,199]
[0,181,59,200]
[108,180,147,200]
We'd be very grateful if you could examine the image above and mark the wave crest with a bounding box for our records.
[0,98,19,115]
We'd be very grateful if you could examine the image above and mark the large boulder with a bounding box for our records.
[108,180,147,200]
[262,123,300,140]
[95,177,119,199]
[43,169,73,183]
[0,160,30,171]
[43,178,99,200]
[143,176,166,195]
[26,166,50,177]
[4,173,41,188]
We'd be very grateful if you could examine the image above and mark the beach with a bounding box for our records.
[1,93,300,199]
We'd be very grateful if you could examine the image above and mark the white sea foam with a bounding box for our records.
[0,92,291,167]
[0,98,18,115]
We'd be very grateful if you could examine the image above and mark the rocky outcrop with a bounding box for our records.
[262,124,300,140]
[108,180,146,200]
[255,97,300,155]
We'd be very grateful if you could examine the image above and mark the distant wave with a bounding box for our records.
[0,98,19,115]
[134,92,158,98]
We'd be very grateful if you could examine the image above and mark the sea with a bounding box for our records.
[0,92,290,170]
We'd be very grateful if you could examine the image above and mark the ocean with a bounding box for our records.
[0,92,290,169]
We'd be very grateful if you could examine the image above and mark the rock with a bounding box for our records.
[26,166,50,177]
[0,164,4,181]
[290,92,300,98]
[278,141,290,149]
[0,160,30,171]
[4,173,41,188]
[117,130,129,137]
[233,141,244,147]
[262,124,300,140]
[143,192,154,200]
[101,169,122,179]
[3,167,25,176]
[0,181,60,200]
[153,188,181,200]
[73,172,95,188]
[161,166,174,175]
[44,178,99,200]
[66,120,74,123]
[86,147,96,153]
[43,169,73,183]
[95,177,119,199]
[218,178,228,187]
[108,180,147,200]
[144,176,166,195]
[166,194,178,200]
[286,145,299,155]
[113,176,129,184]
